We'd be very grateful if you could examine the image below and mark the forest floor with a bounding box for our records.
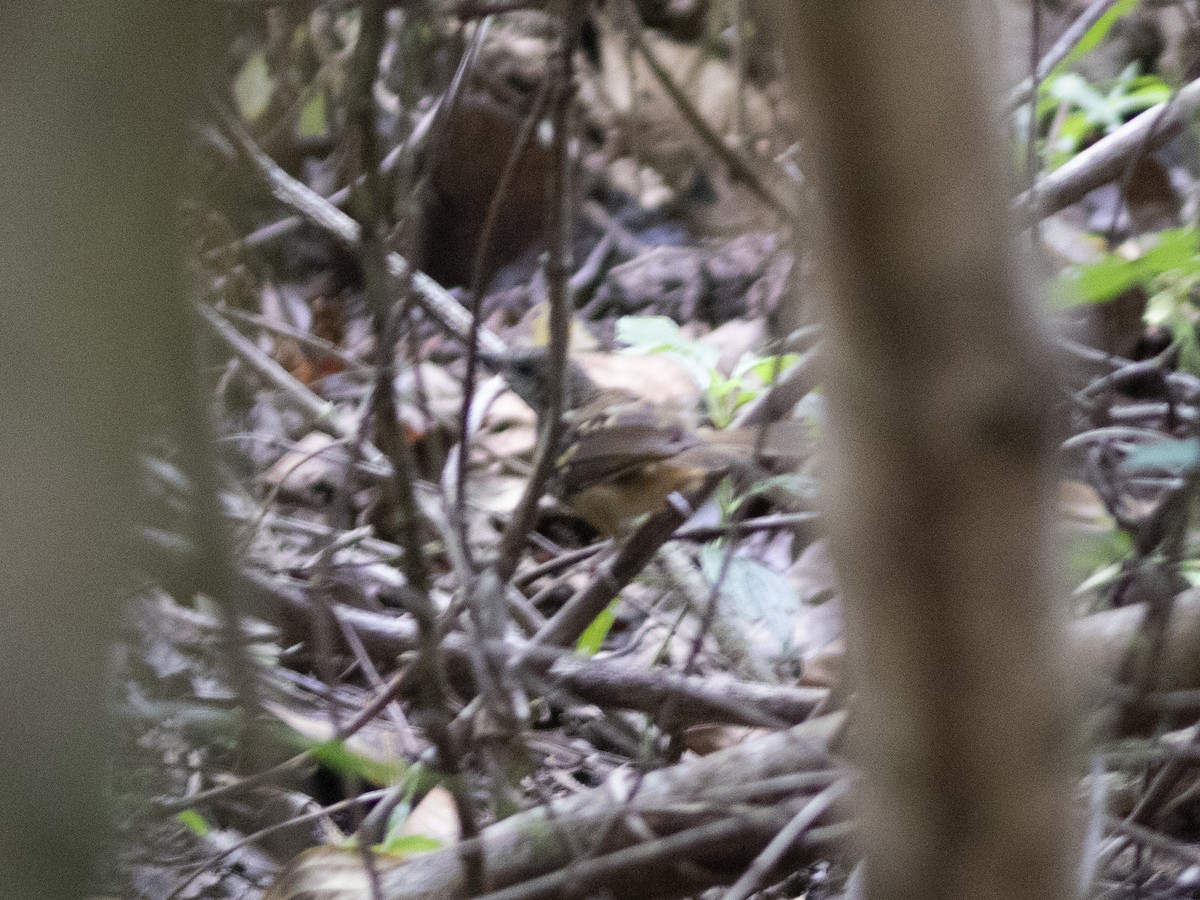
[107,2,1200,898]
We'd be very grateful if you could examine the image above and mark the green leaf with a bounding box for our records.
[1180,558,1200,587]
[726,472,815,512]
[1064,523,1129,597]
[377,765,437,850]
[1049,72,1115,128]
[1121,437,1200,473]
[233,49,274,122]
[376,834,442,856]
[306,738,406,786]
[699,547,798,637]
[1110,78,1171,119]
[1062,0,1142,68]
[576,599,620,655]
[1053,227,1199,305]
[298,91,328,139]
[615,315,688,352]
[745,353,798,384]
[175,810,211,837]
[616,315,719,388]
[706,374,741,427]
[1125,73,1171,97]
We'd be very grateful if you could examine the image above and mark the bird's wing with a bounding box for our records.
[556,399,697,496]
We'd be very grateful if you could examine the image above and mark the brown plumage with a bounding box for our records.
[492,348,811,534]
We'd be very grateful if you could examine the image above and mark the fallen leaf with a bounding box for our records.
[396,785,460,847]
[261,432,346,499]
[683,724,767,755]
[264,847,405,900]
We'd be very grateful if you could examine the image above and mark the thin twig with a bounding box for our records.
[195,301,345,435]
[1014,76,1200,227]
[212,103,506,355]
[1026,0,1043,255]
[1005,0,1125,113]
[493,6,583,586]
[344,0,481,865]
[455,76,554,548]
[517,472,726,655]
[229,16,489,256]
[721,777,851,900]
[621,0,796,224]
[674,511,819,542]
[165,790,390,900]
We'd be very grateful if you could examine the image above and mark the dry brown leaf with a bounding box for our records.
[590,13,774,186]
[396,362,466,427]
[475,421,538,462]
[1122,154,1181,234]
[785,539,845,668]
[585,13,784,236]
[607,155,676,210]
[575,350,701,408]
[396,785,461,847]
[262,700,409,781]
[698,317,766,375]
[1058,479,1112,528]
[682,724,768,755]
[263,847,405,900]
[801,639,844,689]
[468,473,529,519]
[261,432,345,499]
[480,350,701,435]
[526,301,600,351]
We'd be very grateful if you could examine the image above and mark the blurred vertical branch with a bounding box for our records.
[765,4,1074,900]
[0,3,203,898]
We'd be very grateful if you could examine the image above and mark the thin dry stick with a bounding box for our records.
[731,342,823,428]
[1005,0,1125,113]
[721,776,851,900]
[678,341,802,687]
[513,541,610,589]
[622,0,795,223]
[674,511,819,542]
[536,652,821,727]
[517,471,726,655]
[454,76,554,549]
[472,805,847,900]
[212,103,506,355]
[1107,813,1200,867]
[195,301,343,434]
[334,613,417,753]
[343,0,481,865]
[218,305,367,374]
[456,0,542,17]
[234,564,832,729]
[493,4,584,587]
[165,790,391,900]
[457,0,589,829]
[730,0,747,144]
[154,661,414,817]
[230,15,489,255]
[1014,76,1200,226]
[1025,0,1044,255]
[1103,91,1181,248]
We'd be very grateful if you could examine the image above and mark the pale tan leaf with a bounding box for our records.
[397,785,461,847]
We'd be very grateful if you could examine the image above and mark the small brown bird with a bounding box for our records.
[493,347,811,535]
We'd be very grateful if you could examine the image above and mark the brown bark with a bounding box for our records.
[766,4,1075,900]
[268,713,846,900]
[0,5,198,897]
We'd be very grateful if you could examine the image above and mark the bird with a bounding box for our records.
[490,347,812,535]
